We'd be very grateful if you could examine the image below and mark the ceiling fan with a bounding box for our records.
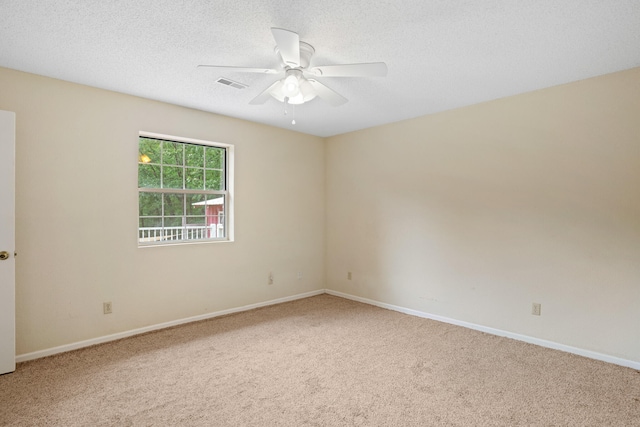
[198,28,387,107]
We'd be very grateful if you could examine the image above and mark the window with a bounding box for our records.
[138,132,233,245]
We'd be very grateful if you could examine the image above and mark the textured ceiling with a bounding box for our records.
[1,1,639,137]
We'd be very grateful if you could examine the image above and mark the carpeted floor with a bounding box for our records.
[1,294,639,426]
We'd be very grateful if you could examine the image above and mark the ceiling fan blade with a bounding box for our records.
[197,65,279,74]
[308,62,388,77]
[271,28,300,67]
[249,80,283,105]
[307,79,348,106]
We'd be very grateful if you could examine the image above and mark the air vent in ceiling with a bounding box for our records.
[216,77,247,89]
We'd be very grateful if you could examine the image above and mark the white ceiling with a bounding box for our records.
[1,1,639,137]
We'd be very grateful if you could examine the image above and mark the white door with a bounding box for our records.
[0,110,16,375]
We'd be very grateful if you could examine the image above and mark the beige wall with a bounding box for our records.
[2,65,639,363]
[0,67,326,355]
[326,68,640,362]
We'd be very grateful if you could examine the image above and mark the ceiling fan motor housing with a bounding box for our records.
[275,41,315,69]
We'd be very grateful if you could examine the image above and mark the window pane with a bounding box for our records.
[164,216,182,227]
[138,164,161,188]
[186,216,207,240]
[185,167,204,190]
[202,196,224,218]
[186,216,205,226]
[205,147,224,169]
[186,194,205,216]
[139,217,163,243]
[204,196,225,238]
[162,166,183,189]
[139,192,162,217]
[162,141,184,166]
[139,217,162,228]
[205,169,223,190]
[185,145,204,168]
[139,138,161,164]
[163,193,184,217]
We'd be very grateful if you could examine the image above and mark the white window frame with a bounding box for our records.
[138,131,234,246]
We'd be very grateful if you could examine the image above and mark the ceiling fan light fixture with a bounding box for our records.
[273,77,317,105]
[298,79,317,103]
[287,94,304,104]
[268,69,318,104]
[282,74,300,97]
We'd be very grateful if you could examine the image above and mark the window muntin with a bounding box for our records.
[138,133,231,245]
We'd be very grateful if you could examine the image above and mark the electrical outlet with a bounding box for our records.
[532,303,541,316]
[347,272,352,280]
[268,273,274,285]
[297,271,303,280]
[103,302,112,315]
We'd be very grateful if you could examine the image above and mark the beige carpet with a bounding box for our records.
[1,294,639,426]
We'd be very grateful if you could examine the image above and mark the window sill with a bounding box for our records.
[138,239,234,248]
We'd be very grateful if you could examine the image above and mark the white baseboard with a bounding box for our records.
[16,288,640,370]
[16,289,325,363]
[325,289,640,371]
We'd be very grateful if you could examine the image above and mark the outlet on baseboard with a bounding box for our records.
[268,273,274,285]
[103,302,112,315]
[347,272,352,280]
[532,303,541,316]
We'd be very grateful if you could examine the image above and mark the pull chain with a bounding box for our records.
[282,98,296,125]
